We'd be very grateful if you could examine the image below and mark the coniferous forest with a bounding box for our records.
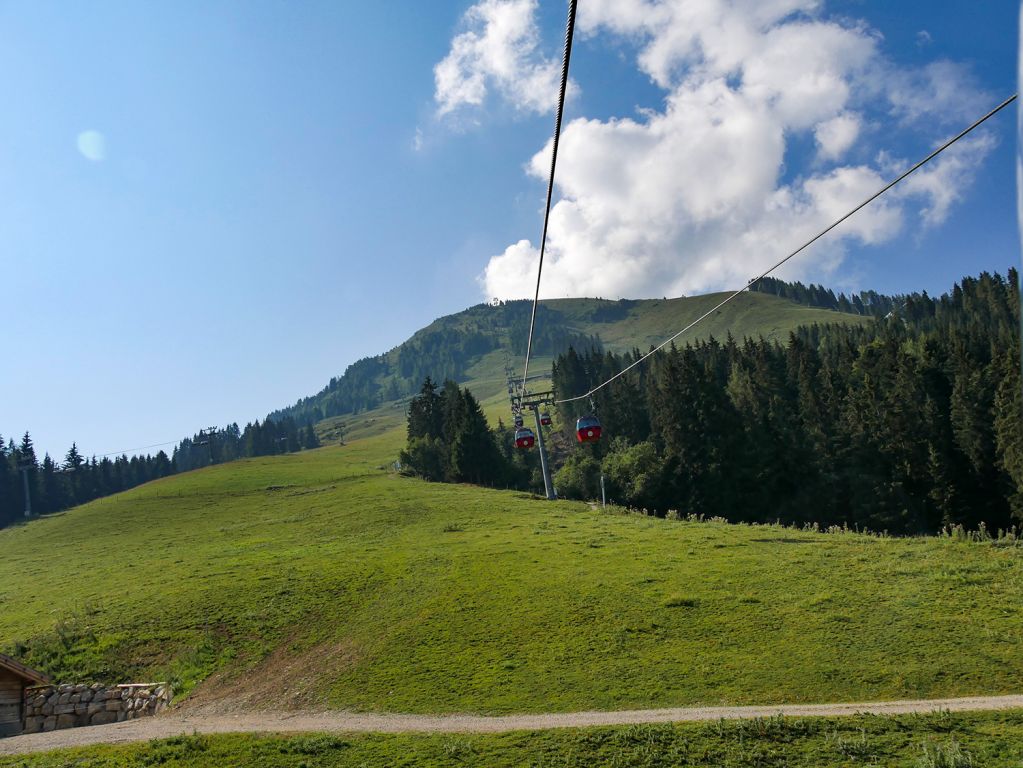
[551,271,1022,535]
[399,378,529,488]
[0,417,320,530]
[0,433,175,528]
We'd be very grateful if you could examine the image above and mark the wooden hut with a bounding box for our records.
[0,654,49,737]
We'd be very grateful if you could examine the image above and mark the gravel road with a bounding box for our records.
[3,695,1021,755]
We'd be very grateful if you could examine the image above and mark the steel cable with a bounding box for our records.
[520,0,579,394]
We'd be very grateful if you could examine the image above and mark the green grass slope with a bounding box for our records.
[543,291,864,351]
[1,430,1020,716]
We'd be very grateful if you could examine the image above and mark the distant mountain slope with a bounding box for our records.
[270,290,871,427]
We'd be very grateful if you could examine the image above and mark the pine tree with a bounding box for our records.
[303,423,321,449]
[993,351,1023,522]
[0,435,13,527]
[402,378,511,486]
[16,432,38,517]
[448,388,504,486]
[40,454,68,514]
[63,443,84,470]
[407,377,443,441]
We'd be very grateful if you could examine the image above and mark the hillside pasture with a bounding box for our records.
[0,430,1019,716]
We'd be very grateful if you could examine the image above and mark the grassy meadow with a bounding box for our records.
[0,427,1020,716]
[541,291,869,352]
[4,711,1023,767]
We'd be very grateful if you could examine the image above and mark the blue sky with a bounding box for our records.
[1,0,1019,460]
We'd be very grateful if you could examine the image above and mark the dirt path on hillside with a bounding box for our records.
[3,695,1022,755]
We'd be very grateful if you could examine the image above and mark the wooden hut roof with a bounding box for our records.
[0,653,49,685]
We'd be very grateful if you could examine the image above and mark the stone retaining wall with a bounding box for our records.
[21,683,172,733]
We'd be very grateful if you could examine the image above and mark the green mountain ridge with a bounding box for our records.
[271,291,871,429]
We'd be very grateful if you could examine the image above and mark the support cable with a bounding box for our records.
[521,0,579,394]
[555,93,1018,404]
[96,440,181,458]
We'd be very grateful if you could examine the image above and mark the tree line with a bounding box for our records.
[551,271,1021,535]
[0,434,174,528]
[750,275,899,317]
[1,416,321,530]
[171,417,320,473]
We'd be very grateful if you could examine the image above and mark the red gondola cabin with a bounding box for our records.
[576,415,602,443]
[515,427,536,448]
[540,411,552,426]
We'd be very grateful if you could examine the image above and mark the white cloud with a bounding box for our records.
[433,0,996,299]
[885,60,987,126]
[815,113,860,160]
[482,87,902,299]
[801,165,901,244]
[434,0,564,117]
[76,130,106,162]
[893,133,996,227]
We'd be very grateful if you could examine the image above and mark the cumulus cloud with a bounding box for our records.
[885,60,988,126]
[434,0,563,116]
[435,0,995,299]
[893,133,996,227]
[815,113,860,160]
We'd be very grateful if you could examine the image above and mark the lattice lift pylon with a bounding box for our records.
[511,389,557,500]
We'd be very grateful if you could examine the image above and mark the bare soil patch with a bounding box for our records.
[182,639,361,715]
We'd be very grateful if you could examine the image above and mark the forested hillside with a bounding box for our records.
[0,419,321,530]
[749,275,901,316]
[271,291,868,426]
[170,418,320,473]
[269,301,601,424]
[0,434,174,527]
[551,271,1021,535]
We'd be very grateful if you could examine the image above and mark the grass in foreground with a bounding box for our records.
[3,711,1023,767]
[0,429,1020,714]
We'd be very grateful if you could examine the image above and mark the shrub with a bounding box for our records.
[916,738,974,768]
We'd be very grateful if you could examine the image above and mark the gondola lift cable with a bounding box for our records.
[520,0,578,396]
